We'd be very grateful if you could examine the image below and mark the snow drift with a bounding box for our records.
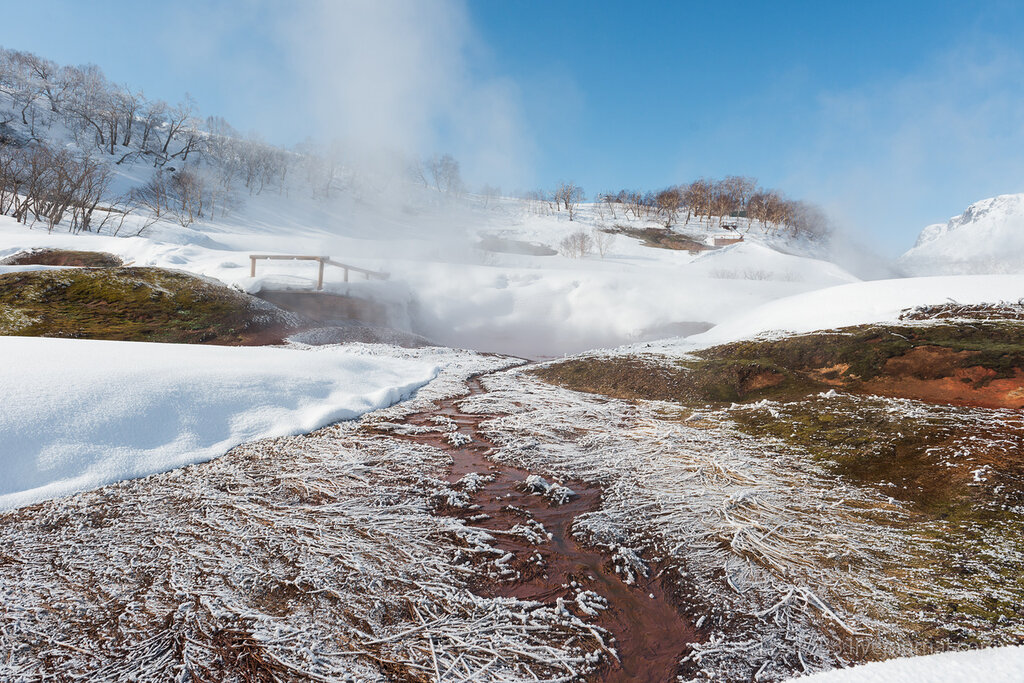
[789,645,1024,683]
[0,337,438,510]
[689,274,1024,346]
[900,193,1024,275]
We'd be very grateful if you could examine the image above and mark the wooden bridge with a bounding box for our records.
[249,254,389,291]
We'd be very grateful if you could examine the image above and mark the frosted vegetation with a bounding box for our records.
[1,41,1023,683]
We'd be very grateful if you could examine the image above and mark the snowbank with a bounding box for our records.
[0,264,75,273]
[0,337,438,510]
[790,645,1024,682]
[690,274,1024,346]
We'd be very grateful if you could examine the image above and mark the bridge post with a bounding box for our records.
[250,255,257,278]
[317,258,325,291]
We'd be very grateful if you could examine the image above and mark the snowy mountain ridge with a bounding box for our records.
[900,192,1024,274]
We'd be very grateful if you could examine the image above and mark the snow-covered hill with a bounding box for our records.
[899,193,1024,275]
[0,190,862,358]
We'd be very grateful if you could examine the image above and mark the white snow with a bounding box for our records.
[900,193,1024,275]
[0,190,861,358]
[0,264,75,273]
[688,274,1024,346]
[789,645,1024,683]
[0,336,438,510]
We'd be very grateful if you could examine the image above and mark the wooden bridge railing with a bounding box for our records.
[249,254,389,291]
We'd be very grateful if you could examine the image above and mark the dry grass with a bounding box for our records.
[0,349,606,682]
[486,362,1024,680]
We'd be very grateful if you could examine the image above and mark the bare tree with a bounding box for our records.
[654,186,683,227]
[592,229,615,258]
[115,88,142,147]
[559,229,593,258]
[160,96,195,155]
[131,169,171,218]
[139,99,166,152]
[426,153,463,194]
[554,182,585,220]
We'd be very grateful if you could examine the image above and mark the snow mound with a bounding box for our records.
[900,194,1024,275]
[690,274,1024,346]
[789,645,1024,682]
[0,337,439,510]
[691,240,860,284]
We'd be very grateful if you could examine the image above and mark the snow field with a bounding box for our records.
[0,187,861,358]
[789,645,1024,682]
[688,274,1024,347]
[0,336,439,509]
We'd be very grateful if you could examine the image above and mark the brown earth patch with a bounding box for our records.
[862,366,1024,410]
[391,378,704,682]
[1,248,124,268]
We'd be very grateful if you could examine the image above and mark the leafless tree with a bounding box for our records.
[426,153,463,194]
[160,96,195,155]
[479,184,501,208]
[554,182,585,220]
[654,186,683,227]
[115,88,142,147]
[139,99,166,152]
[592,229,615,257]
[559,229,593,258]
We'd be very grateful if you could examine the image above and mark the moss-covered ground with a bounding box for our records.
[535,317,1024,645]
[1,248,124,268]
[0,267,301,345]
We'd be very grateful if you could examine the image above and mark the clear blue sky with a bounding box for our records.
[3,0,1024,252]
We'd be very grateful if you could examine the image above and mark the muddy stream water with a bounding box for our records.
[398,377,700,682]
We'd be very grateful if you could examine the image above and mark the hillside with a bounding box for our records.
[899,193,1024,275]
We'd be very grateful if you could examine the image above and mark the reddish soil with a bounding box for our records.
[859,346,1024,409]
[861,367,1024,409]
[397,378,701,682]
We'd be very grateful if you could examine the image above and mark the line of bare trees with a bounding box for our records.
[519,182,587,221]
[0,47,210,168]
[598,176,830,239]
[0,142,113,233]
[0,45,314,231]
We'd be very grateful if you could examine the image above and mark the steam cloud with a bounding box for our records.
[281,0,534,191]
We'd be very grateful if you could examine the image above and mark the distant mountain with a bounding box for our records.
[899,193,1024,275]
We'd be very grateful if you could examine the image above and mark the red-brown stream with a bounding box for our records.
[399,378,701,682]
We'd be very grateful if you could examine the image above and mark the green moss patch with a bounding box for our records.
[534,354,823,406]
[0,267,302,345]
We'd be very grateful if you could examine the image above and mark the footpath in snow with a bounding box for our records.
[0,337,438,510]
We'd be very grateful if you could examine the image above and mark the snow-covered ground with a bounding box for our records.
[687,274,1024,346]
[0,180,860,358]
[790,645,1024,683]
[0,336,438,510]
[900,193,1024,275]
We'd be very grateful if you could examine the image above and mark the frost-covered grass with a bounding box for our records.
[470,364,1024,681]
[0,337,439,510]
[0,348,609,682]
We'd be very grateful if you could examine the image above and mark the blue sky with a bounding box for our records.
[3,1,1024,252]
